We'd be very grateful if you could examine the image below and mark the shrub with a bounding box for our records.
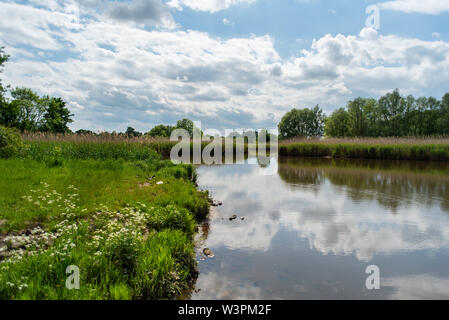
[0,125,25,158]
[145,205,195,237]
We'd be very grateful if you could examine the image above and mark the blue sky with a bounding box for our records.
[1,0,449,132]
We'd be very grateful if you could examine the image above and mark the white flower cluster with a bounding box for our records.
[21,182,80,216]
[88,203,153,258]
[1,183,82,264]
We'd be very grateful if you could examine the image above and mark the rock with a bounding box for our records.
[203,248,215,258]
[241,217,245,221]
[0,250,10,260]
[229,215,237,221]
[8,240,23,250]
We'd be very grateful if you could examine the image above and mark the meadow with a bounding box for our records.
[0,132,210,300]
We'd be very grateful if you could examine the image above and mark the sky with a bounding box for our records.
[0,0,449,132]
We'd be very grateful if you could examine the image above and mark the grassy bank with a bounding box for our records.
[22,133,253,160]
[279,138,449,161]
[0,141,210,299]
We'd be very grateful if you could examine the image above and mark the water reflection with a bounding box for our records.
[190,158,449,300]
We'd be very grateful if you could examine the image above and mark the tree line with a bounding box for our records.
[279,90,449,139]
[73,119,198,138]
[0,48,74,133]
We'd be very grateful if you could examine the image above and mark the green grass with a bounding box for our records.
[0,144,210,299]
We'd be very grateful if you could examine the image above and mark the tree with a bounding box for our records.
[438,93,449,135]
[146,124,175,138]
[378,89,406,136]
[40,97,73,133]
[278,106,325,139]
[0,49,75,134]
[10,87,46,132]
[0,100,20,128]
[176,118,194,137]
[0,48,10,120]
[324,108,350,137]
[0,47,9,98]
[347,98,368,136]
[125,127,142,137]
[76,129,95,135]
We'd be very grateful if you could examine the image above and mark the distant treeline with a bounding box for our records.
[279,89,449,139]
[75,118,198,138]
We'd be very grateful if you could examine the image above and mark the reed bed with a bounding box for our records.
[280,137,449,146]
[279,138,449,161]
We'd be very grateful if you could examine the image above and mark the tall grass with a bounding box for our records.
[279,138,449,161]
[22,133,253,161]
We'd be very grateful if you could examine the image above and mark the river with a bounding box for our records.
[188,157,449,300]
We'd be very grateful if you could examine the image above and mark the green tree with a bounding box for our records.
[347,98,369,136]
[76,129,95,135]
[41,97,73,133]
[0,47,9,97]
[378,89,406,136]
[438,93,449,135]
[10,87,46,132]
[278,106,325,139]
[324,108,350,137]
[0,99,21,128]
[125,127,142,137]
[176,118,194,137]
[147,124,175,138]
[0,48,10,121]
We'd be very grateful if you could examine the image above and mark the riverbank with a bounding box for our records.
[0,140,210,299]
[279,138,449,161]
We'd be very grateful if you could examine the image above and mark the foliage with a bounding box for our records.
[0,47,9,101]
[176,119,194,137]
[146,124,175,138]
[325,90,449,138]
[0,125,25,158]
[324,108,350,137]
[125,127,143,138]
[0,50,73,134]
[278,105,325,139]
[40,97,73,133]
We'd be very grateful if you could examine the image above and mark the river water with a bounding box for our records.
[189,157,449,300]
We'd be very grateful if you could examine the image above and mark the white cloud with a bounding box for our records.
[222,18,234,26]
[167,0,257,13]
[384,275,449,299]
[1,1,449,131]
[379,0,449,15]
